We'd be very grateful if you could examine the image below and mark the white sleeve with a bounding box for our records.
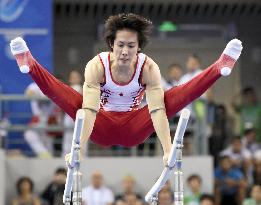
[220,148,230,157]
[243,149,252,160]
[26,83,43,96]
[105,188,114,203]
[161,78,171,91]
[81,187,89,204]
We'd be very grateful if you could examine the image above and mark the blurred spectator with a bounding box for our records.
[48,75,66,157]
[115,175,142,202]
[115,200,128,205]
[205,89,216,131]
[180,54,202,85]
[199,194,215,205]
[179,54,210,155]
[253,150,261,185]
[41,167,67,205]
[215,155,247,205]
[209,104,233,166]
[62,70,82,156]
[166,63,183,87]
[11,176,41,205]
[182,131,195,156]
[243,185,261,205]
[161,77,171,91]
[220,136,253,184]
[82,170,114,205]
[47,106,63,157]
[24,82,63,157]
[123,193,143,205]
[179,54,205,121]
[146,180,173,205]
[24,82,53,157]
[220,136,252,170]
[161,180,173,193]
[184,174,202,205]
[68,70,83,92]
[161,63,183,91]
[160,180,174,202]
[157,190,174,205]
[242,128,260,154]
[166,63,183,124]
[0,115,10,148]
[231,86,261,142]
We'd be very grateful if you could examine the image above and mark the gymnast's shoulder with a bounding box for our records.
[141,55,161,86]
[84,55,104,83]
[142,55,160,74]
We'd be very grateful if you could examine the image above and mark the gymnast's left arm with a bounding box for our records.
[143,58,172,166]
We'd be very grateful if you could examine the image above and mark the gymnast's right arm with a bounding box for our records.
[65,56,103,162]
[79,56,103,152]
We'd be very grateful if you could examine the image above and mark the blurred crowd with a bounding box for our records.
[10,167,261,205]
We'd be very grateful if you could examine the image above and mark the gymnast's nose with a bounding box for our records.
[121,46,128,56]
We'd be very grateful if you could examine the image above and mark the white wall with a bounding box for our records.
[5,156,213,204]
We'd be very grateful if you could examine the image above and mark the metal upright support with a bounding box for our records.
[72,143,82,205]
[151,195,158,205]
[63,110,85,205]
[174,144,184,205]
[145,109,190,205]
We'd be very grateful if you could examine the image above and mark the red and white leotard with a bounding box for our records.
[99,52,146,112]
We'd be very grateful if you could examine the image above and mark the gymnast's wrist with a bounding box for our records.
[163,143,172,153]
[79,147,85,159]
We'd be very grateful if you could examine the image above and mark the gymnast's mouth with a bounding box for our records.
[120,59,129,62]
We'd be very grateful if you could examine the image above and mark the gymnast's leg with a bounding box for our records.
[10,37,82,119]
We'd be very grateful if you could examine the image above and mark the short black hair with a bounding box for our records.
[168,63,182,70]
[242,86,255,95]
[55,167,67,175]
[16,176,34,195]
[231,135,242,143]
[200,194,215,203]
[244,128,255,136]
[219,155,230,162]
[104,13,153,51]
[187,174,202,183]
[189,53,201,63]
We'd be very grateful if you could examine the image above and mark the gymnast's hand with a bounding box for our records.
[163,152,170,167]
[65,153,71,165]
[64,152,82,165]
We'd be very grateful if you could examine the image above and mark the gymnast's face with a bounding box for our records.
[112,29,140,67]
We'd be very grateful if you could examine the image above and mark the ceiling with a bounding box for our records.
[54,0,261,21]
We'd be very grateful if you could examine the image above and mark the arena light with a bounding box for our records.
[158,21,177,32]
